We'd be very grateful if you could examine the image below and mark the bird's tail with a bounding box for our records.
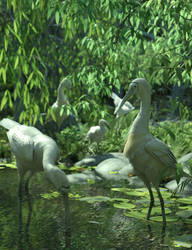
[0,118,20,130]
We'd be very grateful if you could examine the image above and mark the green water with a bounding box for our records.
[0,169,191,250]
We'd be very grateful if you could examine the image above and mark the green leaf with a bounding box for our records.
[113,202,135,210]
[173,235,192,248]
[79,196,110,203]
[55,11,60,25]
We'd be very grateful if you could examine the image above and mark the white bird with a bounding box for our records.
[0,118,69,194]
[112,92,134,130]
[85,119,110,152]
[51,78,72,129]
[112,92,134,118]
[114,78,179,225]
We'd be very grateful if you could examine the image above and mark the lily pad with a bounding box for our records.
[176,197,192,205]
[113,202,135,210]
[124,210,146,220]
[150,215,178,222]
[141,207,171,216]
[0,163,16,169]
[176,210,192,219]
[110,198,130,203]
[41,191,60,199]
[111,187,134,193]
[173,234,192,248]
[79,196,110,203]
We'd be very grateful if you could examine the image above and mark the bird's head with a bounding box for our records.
[99,119,110,129]
[114,78,150,115]
[60,78,72,90]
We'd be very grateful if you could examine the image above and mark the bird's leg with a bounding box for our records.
[24,172,33,195]
[146,183,154,220]
[155,187,166,226]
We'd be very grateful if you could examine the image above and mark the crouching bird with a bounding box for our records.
[0,118,69,194]
[115,78,178,225]
[85,119,110,153]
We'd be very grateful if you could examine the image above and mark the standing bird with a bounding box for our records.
[85,119,110,153]
[51,78,76,129]
[114,78,178,225]
[0,118,69,194]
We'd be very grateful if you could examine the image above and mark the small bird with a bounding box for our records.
[51,78,72,129]
[114,78,178,225]
[0,118,69,194]
[85,119,110,153]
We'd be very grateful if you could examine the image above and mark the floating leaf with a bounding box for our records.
[141,207,171,216]
[173,234,192,248]
[41,191,60,199]
[177,198,192,205]
[113,202,135,210]
[150,215,178,222]
[0,163,16,169]
[110,198,130,203]
[124,210,146,220]
[79,196,110,203]
[176,210,192,219]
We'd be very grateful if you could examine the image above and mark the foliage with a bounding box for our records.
[0,0,192,124]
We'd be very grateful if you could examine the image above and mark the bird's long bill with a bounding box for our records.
[114,87,134,115]
[104,120,110,129]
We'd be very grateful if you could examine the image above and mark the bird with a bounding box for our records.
[114,78,178,225]
[84,119,110,153]
[51,77,75,129]
[111,92,134,131]
[0,118,70,194]
[111,91,134,118]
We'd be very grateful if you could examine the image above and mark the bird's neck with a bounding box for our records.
[57,85,67,105]
[129,93,151,134]
[42,144,59,167]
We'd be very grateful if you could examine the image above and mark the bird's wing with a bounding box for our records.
[111,92,121,107]
[123,101,134,111]
[7,127,34,162]
[145,137,177,167]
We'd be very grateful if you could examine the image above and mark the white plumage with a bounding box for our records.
[85,119,110,145]
[112,92,134,118]
[0,118,69,193]
[51,78,72,129]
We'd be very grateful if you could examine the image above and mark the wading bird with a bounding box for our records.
[0,118,69,194]
[85,119,110,153]
[51,78,77,129]
[111,92,134,129]
[114,78,178,225]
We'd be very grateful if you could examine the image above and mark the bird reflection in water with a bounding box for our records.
[17,190,71,249]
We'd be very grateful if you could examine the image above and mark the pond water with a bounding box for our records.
[1,168,192,250]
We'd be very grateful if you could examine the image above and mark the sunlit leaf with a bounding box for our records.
[79,196,110,203]
[113,202,135,210]
[173,235,192,248]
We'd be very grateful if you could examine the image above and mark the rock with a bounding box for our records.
[75,152,128,167]
[94,158,133,181]
[165,177,192,196]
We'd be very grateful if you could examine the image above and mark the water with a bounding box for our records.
[0,169,191,249]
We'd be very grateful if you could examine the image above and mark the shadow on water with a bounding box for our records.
[0,169,191,249]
